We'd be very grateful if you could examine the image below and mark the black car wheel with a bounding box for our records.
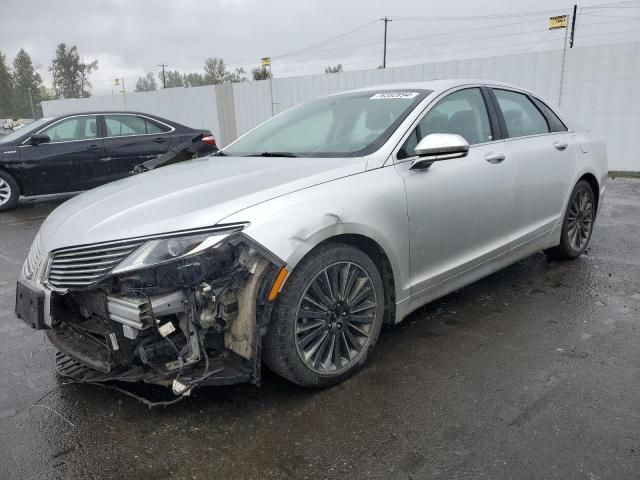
[545,180,595,260]
[264,243,385,388]
[0,171,19,212]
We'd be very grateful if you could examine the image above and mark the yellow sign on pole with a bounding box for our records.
[549,15,568,30]
[261,57,271,67]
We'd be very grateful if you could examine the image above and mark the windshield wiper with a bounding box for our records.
[212,150,227,156]
[244,152,298,158]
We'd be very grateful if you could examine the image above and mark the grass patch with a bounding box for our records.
[609,171,640,179]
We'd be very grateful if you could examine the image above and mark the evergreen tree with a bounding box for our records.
[251,67,272,81]
[50,43,98,98]
[12,49,42,118]
[0,51,13,117]
[160,70,184,88]
[135,72,157,92]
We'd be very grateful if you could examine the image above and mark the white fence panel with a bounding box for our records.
[42,42,640,170]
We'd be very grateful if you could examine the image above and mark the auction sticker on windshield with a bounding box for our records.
[370,92,419,99]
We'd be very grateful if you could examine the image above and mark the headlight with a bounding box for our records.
[23,232,43,280]
[112,232,231,275]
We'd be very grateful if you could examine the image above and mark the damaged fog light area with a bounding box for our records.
[46,230,282,397]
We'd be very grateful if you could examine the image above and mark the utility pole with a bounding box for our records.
[570,4,578,48]
[269,62,274,116]
[558,11,572,107]
[381,17,392,68]
[121,77,127,110]
[158,64,167,88]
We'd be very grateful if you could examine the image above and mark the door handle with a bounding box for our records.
[485,152,506,164]
[553,141,569,151]
[153,137,166,143]
[88,144,102,151]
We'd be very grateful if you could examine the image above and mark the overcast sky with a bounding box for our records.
[2,0,639,95]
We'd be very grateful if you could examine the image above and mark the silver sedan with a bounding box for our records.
[15,80,607,394]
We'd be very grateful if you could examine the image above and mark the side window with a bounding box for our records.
[105,115,149,137]
[399,88,492,158]
[41,116,97,143]
[531,97,567,132]
[493,89,549,138]
[145,118,169,134]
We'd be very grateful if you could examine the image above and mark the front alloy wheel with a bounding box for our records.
[295,261,377,375]
[264,243,385,388]
[0,172,19,211]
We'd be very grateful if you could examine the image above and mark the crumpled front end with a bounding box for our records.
[22,224,283,396]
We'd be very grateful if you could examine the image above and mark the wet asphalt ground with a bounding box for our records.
[1,179,639,480]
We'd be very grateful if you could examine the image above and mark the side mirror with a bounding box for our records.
[410,133,469,170]
[29,134,50,146]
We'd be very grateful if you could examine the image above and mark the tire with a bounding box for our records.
[264,242,385,388]
[0,171,19,212]
[545,180,595,260]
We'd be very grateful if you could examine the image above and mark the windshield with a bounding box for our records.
[0,118,52,144]
[223,90,430,158]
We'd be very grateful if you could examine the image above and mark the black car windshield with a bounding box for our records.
[0,118,52,144]
[223,90,430,158]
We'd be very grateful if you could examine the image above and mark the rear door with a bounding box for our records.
[99,114,174,184]
[489,88,577,247]
[19,115,103,194]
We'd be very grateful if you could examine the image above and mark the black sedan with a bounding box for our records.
[0,111,218,211]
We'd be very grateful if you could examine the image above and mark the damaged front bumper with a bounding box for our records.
[16,227,284,395]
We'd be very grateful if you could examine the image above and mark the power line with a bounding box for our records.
[263,27,565,64]
[390,9,564,21]
[581,12,640,18]
[581,0,640,8]
[275,19,379,59]
[276,17,541,58]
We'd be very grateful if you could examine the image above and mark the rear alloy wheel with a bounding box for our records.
[264,243,385,388]
[0,172,19,212]
[545,180,595,260]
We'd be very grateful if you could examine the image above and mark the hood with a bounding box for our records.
[39,155,365,252]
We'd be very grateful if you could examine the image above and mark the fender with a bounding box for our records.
[219,164,412,306]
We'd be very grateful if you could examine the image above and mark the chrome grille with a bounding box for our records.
[47,240,143,289]
[23,233,43,280]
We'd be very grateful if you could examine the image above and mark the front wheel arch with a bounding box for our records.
[263,241,386,388]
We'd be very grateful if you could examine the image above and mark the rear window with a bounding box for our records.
[105,115,170,137]
[531,97,568,132]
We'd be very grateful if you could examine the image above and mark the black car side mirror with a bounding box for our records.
[29,134,51,146]
[410,133,469,170]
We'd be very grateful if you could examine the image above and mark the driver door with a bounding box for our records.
[394,87,516,305]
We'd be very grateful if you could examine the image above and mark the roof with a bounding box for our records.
[342,79,534,95]
[50,111,164,118]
